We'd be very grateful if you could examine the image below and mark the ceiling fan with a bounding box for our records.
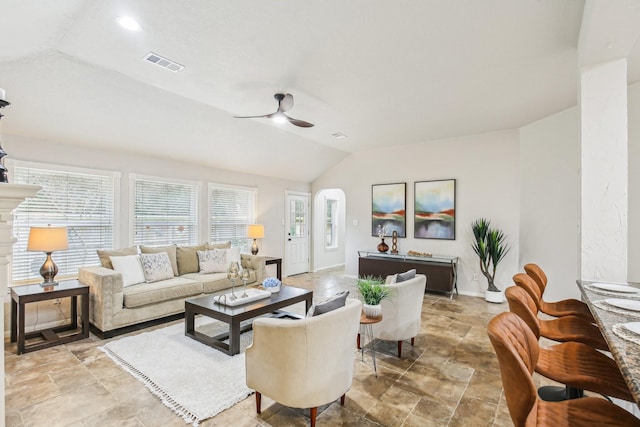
[234,93,315,128]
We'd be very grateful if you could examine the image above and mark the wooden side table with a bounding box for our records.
[360,312,383,377]
[11,280,90,354]
[264,256,282,280]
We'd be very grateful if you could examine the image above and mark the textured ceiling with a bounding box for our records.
[0,1,638,182]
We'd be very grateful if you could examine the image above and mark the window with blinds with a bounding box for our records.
[12,164,117,284]
[209,184,256,252]
[132,176,199,246]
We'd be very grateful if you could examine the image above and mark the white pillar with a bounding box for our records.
[579,59,628,281]
[0,184,41,422]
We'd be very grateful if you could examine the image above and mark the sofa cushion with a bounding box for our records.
[307,290,349,317]
[140,252,175,283]
[123,277,204,308]
[140,245,178,276]
[197,247,242,274]
[176,244,207,275]
[98,246,138,269]
[110,254,146,287]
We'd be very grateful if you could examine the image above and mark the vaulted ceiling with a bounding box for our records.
[1,1,639,182]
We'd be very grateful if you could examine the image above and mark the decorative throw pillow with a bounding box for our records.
[176,244,207,275]
[109,254,146,287]
[395,269,417,283]
[197,249,228,274]
[140,245,178,276]
[140,252,175,283]
[207,241,232,250]
[98,246,138,269]
[306,290,349,317]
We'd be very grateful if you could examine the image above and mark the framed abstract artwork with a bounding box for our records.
[414,179,456,240]
[371,182,406,237]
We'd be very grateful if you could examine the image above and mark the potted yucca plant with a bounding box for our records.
[471,218,510,303]
[357,275,390,318]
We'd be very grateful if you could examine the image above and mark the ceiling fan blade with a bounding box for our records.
[233,114,273,119]
[286,116,315,128]
[279,93,294,112]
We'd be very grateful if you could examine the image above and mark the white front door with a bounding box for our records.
[285,191,310,276]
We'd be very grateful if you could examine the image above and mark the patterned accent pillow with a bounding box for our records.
[197,249,228,274]
[140,252,175,283]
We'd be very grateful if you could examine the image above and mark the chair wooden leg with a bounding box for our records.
[255,392,261,414]
[411,337,415,346]
[357,333,361,349]
[310,407,317,427]
[397,340,402,358]
[340,394,346,405]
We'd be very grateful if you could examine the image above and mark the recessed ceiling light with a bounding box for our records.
[117,16,143,32]
[332,132,348,139]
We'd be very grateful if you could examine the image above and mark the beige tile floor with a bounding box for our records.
[5,267,539,426]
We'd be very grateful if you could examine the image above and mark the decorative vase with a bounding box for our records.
[265,284,281,293]
[485,289,504,303]
[363,303,382,318]
[377,238,389,253]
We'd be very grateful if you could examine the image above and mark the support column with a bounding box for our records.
[579,59,628,281]
[0,184,41,421]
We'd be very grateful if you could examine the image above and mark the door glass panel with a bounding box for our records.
[289,200,306,237]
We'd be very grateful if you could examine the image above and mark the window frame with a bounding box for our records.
[207,182,257,252]
[8,159,120,285]
[129,173,201,247]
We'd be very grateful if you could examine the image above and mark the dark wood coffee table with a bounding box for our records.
[185,285,313,355]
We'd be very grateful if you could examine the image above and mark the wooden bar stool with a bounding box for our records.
[488,312,640,427]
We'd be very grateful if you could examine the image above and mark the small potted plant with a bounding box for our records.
[262,277,282,293]
[357,275,391,318]
[471,218,510,303]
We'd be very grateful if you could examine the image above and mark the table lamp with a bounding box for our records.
[27,226,69,286]
[247,224,264,255]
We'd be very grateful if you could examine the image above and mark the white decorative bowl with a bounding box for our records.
[264,284,281,293]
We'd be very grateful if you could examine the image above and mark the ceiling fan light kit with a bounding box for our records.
[235,93,314,128]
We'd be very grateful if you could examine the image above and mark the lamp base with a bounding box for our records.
[251,239,259,255]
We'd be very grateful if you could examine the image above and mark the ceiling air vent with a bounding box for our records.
[143,52,185,72]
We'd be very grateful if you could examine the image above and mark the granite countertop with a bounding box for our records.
[577,280,640,406]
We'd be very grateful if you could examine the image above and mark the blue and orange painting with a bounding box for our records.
[414,179,455,240]
[372,183,406,237]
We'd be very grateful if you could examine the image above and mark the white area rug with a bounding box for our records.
[99,319,253,426]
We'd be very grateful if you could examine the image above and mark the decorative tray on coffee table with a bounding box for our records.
[212,288,271,306]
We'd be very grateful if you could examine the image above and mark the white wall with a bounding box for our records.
[629,82,640,282]
[312,130,521,296]
[312,188,346,271]
[519,107,581,301]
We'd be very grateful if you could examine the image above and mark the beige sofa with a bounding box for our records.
[78,244,266,337]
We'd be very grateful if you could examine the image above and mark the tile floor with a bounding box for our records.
[5,267,550,426]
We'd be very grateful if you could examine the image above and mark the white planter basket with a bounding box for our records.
[485,289,504,303]
[363,303,382,318]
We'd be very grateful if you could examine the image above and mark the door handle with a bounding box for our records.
[288,238,292,241]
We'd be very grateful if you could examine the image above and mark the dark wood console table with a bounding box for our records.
[358,251,458,298]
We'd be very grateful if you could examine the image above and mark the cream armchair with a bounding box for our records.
[372,274,427,357]
[245,298,362,427]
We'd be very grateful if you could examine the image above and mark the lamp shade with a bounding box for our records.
[27,226,69,252]
[247,224,265,239]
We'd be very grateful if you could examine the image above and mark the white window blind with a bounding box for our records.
[209,184,256,252]
[133,176,199,246]
[12,164,116,284]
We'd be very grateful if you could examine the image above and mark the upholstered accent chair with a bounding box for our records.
[372,274,427,357]
[488,312,640,427]
[245,298,362,427]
